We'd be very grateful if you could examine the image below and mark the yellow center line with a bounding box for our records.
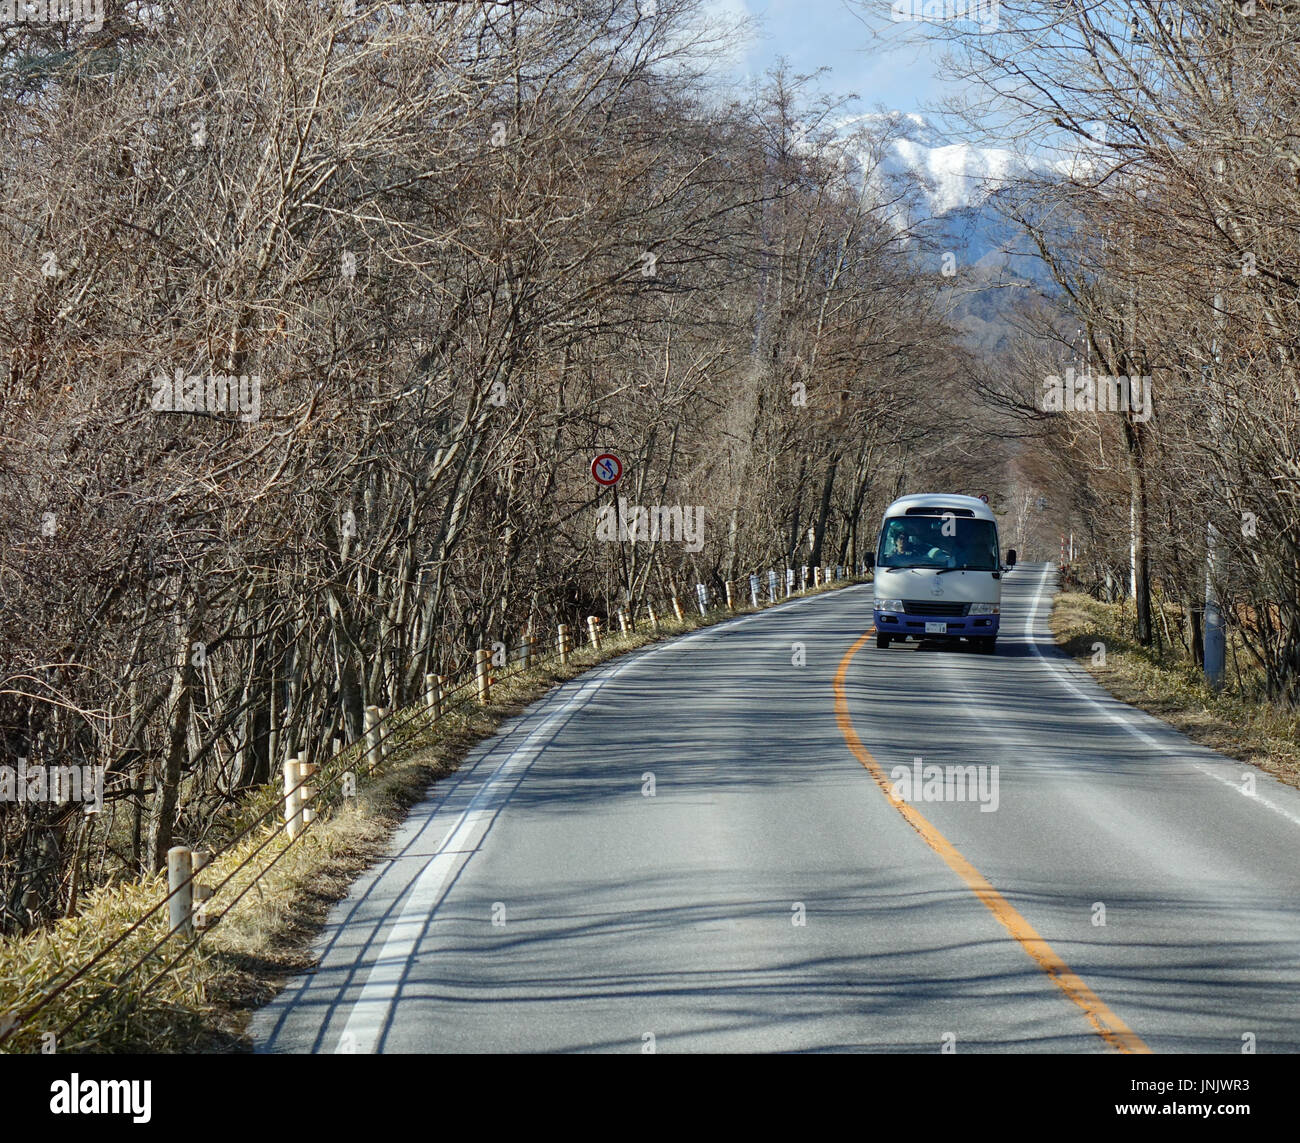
[833,628,1151,1054]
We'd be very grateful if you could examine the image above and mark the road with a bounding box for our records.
[253,564,1300,1053]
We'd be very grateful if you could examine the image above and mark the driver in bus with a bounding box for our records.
[888,530,915,559]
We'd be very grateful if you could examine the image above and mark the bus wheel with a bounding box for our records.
[876,633,891,649]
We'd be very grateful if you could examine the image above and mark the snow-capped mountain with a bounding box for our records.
[847,111,1064,220]
[841,113,1074,347]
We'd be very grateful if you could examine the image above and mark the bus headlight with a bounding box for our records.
[875,598,904,612]
[968,603,999,615]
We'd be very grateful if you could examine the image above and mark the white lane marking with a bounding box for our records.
[336,676,608,1053]
[335,581,868,1052]
[1024,564,1300,829]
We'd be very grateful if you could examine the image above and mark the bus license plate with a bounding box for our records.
[925,622,947,634]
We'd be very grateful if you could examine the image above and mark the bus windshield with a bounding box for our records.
[877,516,999,571]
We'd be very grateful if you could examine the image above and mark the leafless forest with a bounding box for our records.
[942,1,1300,692]
[1,1,1297,934]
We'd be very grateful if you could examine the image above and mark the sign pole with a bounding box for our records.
[613,484,631,608]
[591,452,630,610]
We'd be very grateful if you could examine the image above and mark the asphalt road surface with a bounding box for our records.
[253,564,1300,1053]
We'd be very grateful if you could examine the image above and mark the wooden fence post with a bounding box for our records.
[670,591,684,621]
[647,602,659,630]
[475,648,491,704]
[725,580,734,610]
[558,624,571,664]
[587,615,601,650]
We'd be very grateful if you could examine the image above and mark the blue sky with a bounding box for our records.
[706,0,967,130]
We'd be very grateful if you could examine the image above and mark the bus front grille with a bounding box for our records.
[902,599,968,617]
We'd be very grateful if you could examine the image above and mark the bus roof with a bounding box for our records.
[881,494,996,522]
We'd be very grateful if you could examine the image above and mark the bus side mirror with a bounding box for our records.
[1005,548,1017,568]
[863,553,875,570]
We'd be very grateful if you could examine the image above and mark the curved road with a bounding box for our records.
[253,565,1300,1053]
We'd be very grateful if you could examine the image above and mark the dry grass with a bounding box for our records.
[0,579,861,1054]
[1051,592,1300,787]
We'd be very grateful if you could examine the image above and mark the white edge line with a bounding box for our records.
[1024,563,1300,830]
[335,676,606,1053]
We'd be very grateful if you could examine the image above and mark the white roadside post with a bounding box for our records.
[299,757,317,826]
[167,846,194,939]
[192,848,212,932]
[363,705,381,772]
[336,737,356,802]
[284,753,303,840]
